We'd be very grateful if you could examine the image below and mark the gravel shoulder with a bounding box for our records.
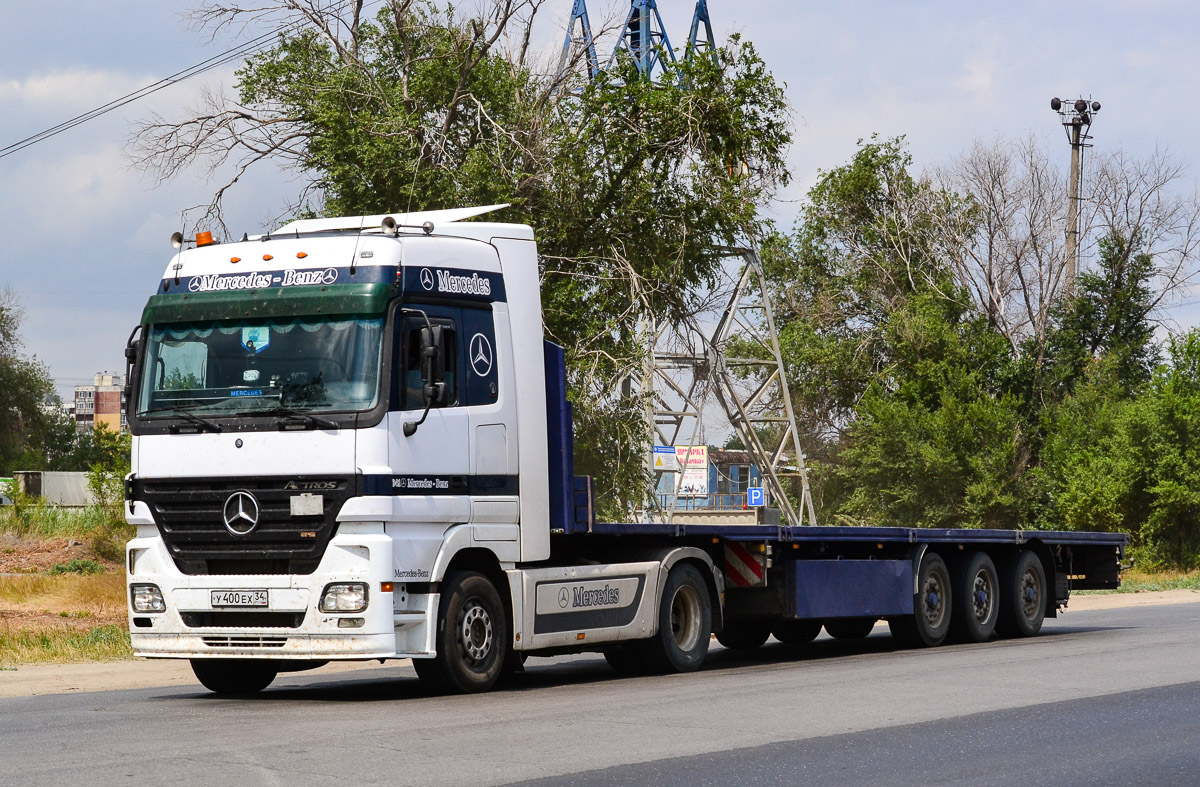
[3,589,1198,699]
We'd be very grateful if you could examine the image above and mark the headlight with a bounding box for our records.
[320,582,368,613]
[131,584,165,613]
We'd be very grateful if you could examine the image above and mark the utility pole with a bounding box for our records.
[1051,96,1100,292]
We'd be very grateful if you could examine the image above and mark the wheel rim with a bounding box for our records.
[670,584,702,652]
[1019,569,1041,620]
[922,571,946,629]
[457,598,494,664]
[972,569,994,623]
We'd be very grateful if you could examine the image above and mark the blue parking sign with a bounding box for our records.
[748,487,764,507]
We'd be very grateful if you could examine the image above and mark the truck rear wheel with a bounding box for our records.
[190,659,277,695]
[716,621,771,650]
[824,618,877,640]
[640,563,711,673]
[888,552,952,648]
[419,570,507,693]
[772,620,822,645]
[996,550,1047,638]
[950,551,999,643]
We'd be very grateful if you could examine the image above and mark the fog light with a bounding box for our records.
[131,584,165,613]
[320,582,368,613]
[337,617,365,628]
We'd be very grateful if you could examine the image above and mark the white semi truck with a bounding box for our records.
[124,207,1128,694]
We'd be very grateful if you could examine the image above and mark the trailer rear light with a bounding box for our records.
[320,583,368,613]
[131,584,165,613]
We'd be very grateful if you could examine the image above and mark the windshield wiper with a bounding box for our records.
[157,409,223,433]
[270,408,338,431]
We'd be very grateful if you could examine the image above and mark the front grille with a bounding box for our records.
[133,476,354,575]
[182,612,306,628]
[202,636,288,648]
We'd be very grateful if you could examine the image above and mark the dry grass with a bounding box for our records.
[0,574,131,666]
[0,626,131,666]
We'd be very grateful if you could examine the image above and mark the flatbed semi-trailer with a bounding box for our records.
[124,209,1129,694]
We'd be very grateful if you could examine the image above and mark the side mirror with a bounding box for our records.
[419,325,444,387]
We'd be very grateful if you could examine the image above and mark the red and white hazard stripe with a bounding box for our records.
[724,542,765,588]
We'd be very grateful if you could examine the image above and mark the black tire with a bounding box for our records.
[604,645,648,675]
[639,563,712,673]
[419,570,507,693]
[772,620,823,645]
[888,552,953,648]
[715,621,772,650]
[996,550,1047,638]
[824,618,877,640]
[190,659,277,695]
[950,551,1000,643]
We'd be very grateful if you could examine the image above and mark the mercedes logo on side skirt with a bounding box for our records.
[223,491,260,536]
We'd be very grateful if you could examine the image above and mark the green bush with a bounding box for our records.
[47,559,106,576]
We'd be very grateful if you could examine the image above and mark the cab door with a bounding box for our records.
[386,304,471,523]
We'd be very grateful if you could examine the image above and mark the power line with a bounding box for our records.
[0,15,311,161]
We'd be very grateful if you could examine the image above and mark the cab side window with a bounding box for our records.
[398,316,458,411]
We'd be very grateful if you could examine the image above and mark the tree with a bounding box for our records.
[131,0,792,516]
[0,290,57,476]
[933,139,1200,362]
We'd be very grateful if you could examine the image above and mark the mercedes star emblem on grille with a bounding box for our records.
[223,491,260,536]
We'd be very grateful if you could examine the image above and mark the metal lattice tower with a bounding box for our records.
[642,247,817,528]
[558,0,600,83]
[607,0,677,79]
[687,0,715,59]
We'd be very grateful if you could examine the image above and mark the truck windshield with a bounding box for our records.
[137,314,383,417]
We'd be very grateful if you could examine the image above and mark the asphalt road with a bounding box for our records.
[3,603,1199,786]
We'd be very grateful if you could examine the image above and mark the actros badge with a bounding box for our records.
[223,491,260,536]
[469,333,493,377]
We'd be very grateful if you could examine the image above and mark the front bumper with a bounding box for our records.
[126,524,436,660]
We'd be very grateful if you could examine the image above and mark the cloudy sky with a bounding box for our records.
[1,0,1196,399]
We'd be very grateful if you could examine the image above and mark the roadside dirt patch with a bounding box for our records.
[0,534,117,574]
[1064,588,1200,611]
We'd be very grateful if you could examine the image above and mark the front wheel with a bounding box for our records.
[419,570,507,693]
[639,563,712,673]
[190,659,277,695]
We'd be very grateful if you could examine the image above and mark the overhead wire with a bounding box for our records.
[0,7,347,161]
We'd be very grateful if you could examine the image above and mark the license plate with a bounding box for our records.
[211,590,268,607]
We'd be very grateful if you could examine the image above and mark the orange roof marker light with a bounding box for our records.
[230,256,241,264]
[263,254,274,261]
[196,231,214,247]
[297,252,308,259]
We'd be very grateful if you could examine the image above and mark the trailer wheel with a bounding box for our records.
[716,621,771,650]
[996,550,1047,638]
[419,570,506,693]
[888,552,952,648]
[641,563,711,673]
[772,620,822,645]
[190,659,277,695]
[950,551,999,643]
[824,618,877,640]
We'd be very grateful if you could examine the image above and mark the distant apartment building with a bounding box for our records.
[74,372,126,434]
